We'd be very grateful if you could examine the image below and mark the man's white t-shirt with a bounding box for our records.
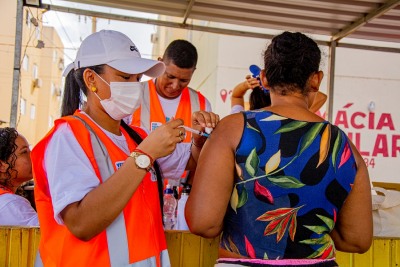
[230,104,245,114]
[44,113,191,224]
[158,93,212,122]
[156,93,212,186]
[0,193,39,226]
[124,87,212,131]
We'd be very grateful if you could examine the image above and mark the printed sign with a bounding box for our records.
[332,103,399,183]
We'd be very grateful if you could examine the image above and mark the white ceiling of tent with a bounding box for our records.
[46,0,400,45]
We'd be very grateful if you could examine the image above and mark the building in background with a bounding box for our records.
[0,1,64,145]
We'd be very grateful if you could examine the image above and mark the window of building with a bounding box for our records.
[58,58,64,71]
[25,10,31,28]
[32,64,38,79]
[22,55,29,71]
[35,27,40,39]
[53,50,58,63]
[20,98,26,115]
[30,104,36,120]
[48,115,53,128]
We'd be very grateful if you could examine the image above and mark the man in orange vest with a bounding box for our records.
[129,40,213,186]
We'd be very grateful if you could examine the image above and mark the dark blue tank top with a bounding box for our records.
[221,110,357,260]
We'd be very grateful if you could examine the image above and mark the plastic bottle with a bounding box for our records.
[172,186,179,200]
[163,184,177,230]
[176,184,191,230]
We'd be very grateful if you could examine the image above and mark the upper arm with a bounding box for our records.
[185,113,243,237]
[45,125,99,225]
[331,139,373,253]
[230,81,248,108]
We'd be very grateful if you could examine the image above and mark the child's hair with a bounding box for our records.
[0,127,18,188]
[249,89,271,110]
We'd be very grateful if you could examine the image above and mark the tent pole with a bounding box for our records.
[327,41,336,123]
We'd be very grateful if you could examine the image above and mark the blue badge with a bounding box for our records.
[115,161,124,170]
[151,122,162,132]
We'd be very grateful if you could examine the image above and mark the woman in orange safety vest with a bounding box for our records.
[31,30,219,267]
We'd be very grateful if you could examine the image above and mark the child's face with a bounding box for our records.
[11,135,33,184]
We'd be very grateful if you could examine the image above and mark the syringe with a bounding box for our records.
[179,125,210,138]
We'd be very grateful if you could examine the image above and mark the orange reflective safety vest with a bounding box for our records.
[32,111,168,267]
[0,186,13,196]
[130,79,206,143]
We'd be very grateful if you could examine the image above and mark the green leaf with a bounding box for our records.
[275,121,308,134]
[263,252,269,260]
[245,148,260,177]
[299,236,327,245]
[317,214,335,230]
[301,232,335,259]
[247,122,260,133]
[228,235,241,255]
[265,150,281,174]
[230,186,239,213]
[332,131,342,170]
[307,243,330,258]
[223,239,230,251]
[268,176,305,188]
[327,244,336,258]
[303,225,329,234]
[260,114,287,121]
[237,187,248,208]
[258,206,303,243]
[298,123,324,155]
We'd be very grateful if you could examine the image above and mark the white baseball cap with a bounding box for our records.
[63,30,165,77]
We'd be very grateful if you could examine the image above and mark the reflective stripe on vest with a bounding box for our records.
[74,116,171,267]
[73,116,130,266]
[131,80,206,143]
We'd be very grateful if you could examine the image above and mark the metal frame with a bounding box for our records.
[42,3,400,56]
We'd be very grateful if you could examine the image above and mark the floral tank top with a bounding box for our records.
[221,110,357,260]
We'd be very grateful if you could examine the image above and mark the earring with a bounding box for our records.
[91,86,97,93]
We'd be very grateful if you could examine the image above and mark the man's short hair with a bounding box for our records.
[163,40,198,69]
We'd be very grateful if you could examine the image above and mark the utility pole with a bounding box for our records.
[10,0,23,128]
[92,16,97,33]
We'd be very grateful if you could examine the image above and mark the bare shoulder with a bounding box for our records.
[219,112,244,125]
[208,113,244,148]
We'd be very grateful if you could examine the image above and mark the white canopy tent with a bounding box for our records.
[45,0,400,44]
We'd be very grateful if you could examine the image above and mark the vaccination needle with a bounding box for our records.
[179,125,210,138]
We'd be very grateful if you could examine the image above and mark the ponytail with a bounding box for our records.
[61,70,81,117]
[249,89,271,110]
[60,65,105,117]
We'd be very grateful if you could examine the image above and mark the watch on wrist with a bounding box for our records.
[130,151,152,171]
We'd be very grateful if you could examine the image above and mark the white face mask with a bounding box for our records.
[93,73,143,120]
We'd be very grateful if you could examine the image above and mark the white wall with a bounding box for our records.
[332,48,400,183]
[214,35,267,117]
